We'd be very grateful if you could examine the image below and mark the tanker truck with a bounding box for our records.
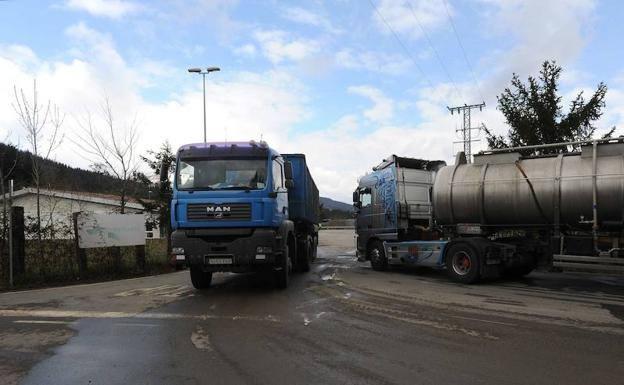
[170,141,319,289]
[353,138,624,283]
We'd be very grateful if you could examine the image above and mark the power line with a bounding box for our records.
[405,1,464,104]
[442,0,485,103]
[367,0,435,90]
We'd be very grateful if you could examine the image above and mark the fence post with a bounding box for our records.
[11,206,25,277]
[72,212,87,278]
[135,244,146,273]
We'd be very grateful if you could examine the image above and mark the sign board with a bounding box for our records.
[77,212,146,248]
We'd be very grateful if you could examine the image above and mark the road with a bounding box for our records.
[1,229,623,384]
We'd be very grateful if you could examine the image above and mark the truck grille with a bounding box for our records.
[187,203,252,221]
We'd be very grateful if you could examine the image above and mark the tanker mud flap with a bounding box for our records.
[482,241,514,279]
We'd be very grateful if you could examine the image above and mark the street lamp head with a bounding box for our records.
[206,67,220,73]
[188,68,202,73]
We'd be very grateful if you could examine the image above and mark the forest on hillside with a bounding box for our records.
[0,142,149,198]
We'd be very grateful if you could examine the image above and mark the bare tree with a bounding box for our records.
[12,79,64,246]
[74,98,140,213]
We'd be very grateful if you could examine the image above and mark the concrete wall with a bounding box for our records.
[7,193,159,239]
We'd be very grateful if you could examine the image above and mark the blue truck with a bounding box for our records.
[170,141,319,289]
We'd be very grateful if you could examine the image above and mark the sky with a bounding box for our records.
[1,0,623,202]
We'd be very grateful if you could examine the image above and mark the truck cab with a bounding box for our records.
[170,141,317,289]
[353,155,446,270]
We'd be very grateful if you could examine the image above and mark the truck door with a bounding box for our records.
[356,187,373,248]
[272,158,288,220]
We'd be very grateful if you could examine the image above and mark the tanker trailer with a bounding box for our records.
[354,138,624,283]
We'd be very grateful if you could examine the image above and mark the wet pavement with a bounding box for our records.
[1,230,624,384]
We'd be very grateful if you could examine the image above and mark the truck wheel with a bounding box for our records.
[190,266,212,289]
[311,235,318,261]
[299,237,312,273]
[275,244,290,289]
[445,243,480,284]
[369,241,388,271]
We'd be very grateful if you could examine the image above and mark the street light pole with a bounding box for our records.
[202,72,206,143]
[188,67,220,143]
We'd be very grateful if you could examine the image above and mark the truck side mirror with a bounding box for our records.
[353,191,359,203]
[284,161,293,180]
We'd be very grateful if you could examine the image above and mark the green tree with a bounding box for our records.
[486,60,614,154]
[140,142,176,251]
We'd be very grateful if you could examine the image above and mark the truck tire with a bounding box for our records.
[190,266,212,289]
[311,235,318,261]
[369,240,388,271]
[445,243,480,284]
[298,236,312,273]
[275,244,290,289]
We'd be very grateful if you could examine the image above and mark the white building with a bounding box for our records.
[1,188,159,239]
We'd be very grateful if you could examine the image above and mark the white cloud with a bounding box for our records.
[452,0,600,140]
[233,44,257,57]
[480,0,597,90]
[335,49,412,75]
[348,85,395,123]
[64,0,142,19]
[281,6,341,34]
[253,30,321,64]
[372,0,449,39]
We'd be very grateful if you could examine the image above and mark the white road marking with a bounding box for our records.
[13,320,73,325]
[0,309,280,323]
[114,322,160,328]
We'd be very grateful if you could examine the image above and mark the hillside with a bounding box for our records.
[0,142,148,198]
[320,196,354,212]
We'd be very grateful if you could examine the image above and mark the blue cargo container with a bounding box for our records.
[283,154,319,225]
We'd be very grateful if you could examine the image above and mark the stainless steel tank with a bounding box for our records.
[433,142,624,227]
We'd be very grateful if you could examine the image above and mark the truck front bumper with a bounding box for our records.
[172,228,279,273]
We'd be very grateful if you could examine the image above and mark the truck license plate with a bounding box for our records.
[208,257,233,265]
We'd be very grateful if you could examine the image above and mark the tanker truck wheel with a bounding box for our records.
[445,243,480,284]
[190,266,212,289]
[369,241,388,271]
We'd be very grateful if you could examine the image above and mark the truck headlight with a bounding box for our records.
[256,246,272,253]
[172,247,185,255]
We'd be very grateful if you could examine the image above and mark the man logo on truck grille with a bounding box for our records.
[206,206,231,218]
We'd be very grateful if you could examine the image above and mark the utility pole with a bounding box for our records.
[447,102,485,163]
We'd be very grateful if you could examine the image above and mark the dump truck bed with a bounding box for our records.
[283,154,319,225]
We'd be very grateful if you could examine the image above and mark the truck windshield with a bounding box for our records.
[177,158,267,190]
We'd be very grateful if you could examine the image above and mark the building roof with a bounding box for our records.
[1,188,147,210]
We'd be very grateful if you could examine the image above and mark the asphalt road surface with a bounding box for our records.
[1,230,623,385]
